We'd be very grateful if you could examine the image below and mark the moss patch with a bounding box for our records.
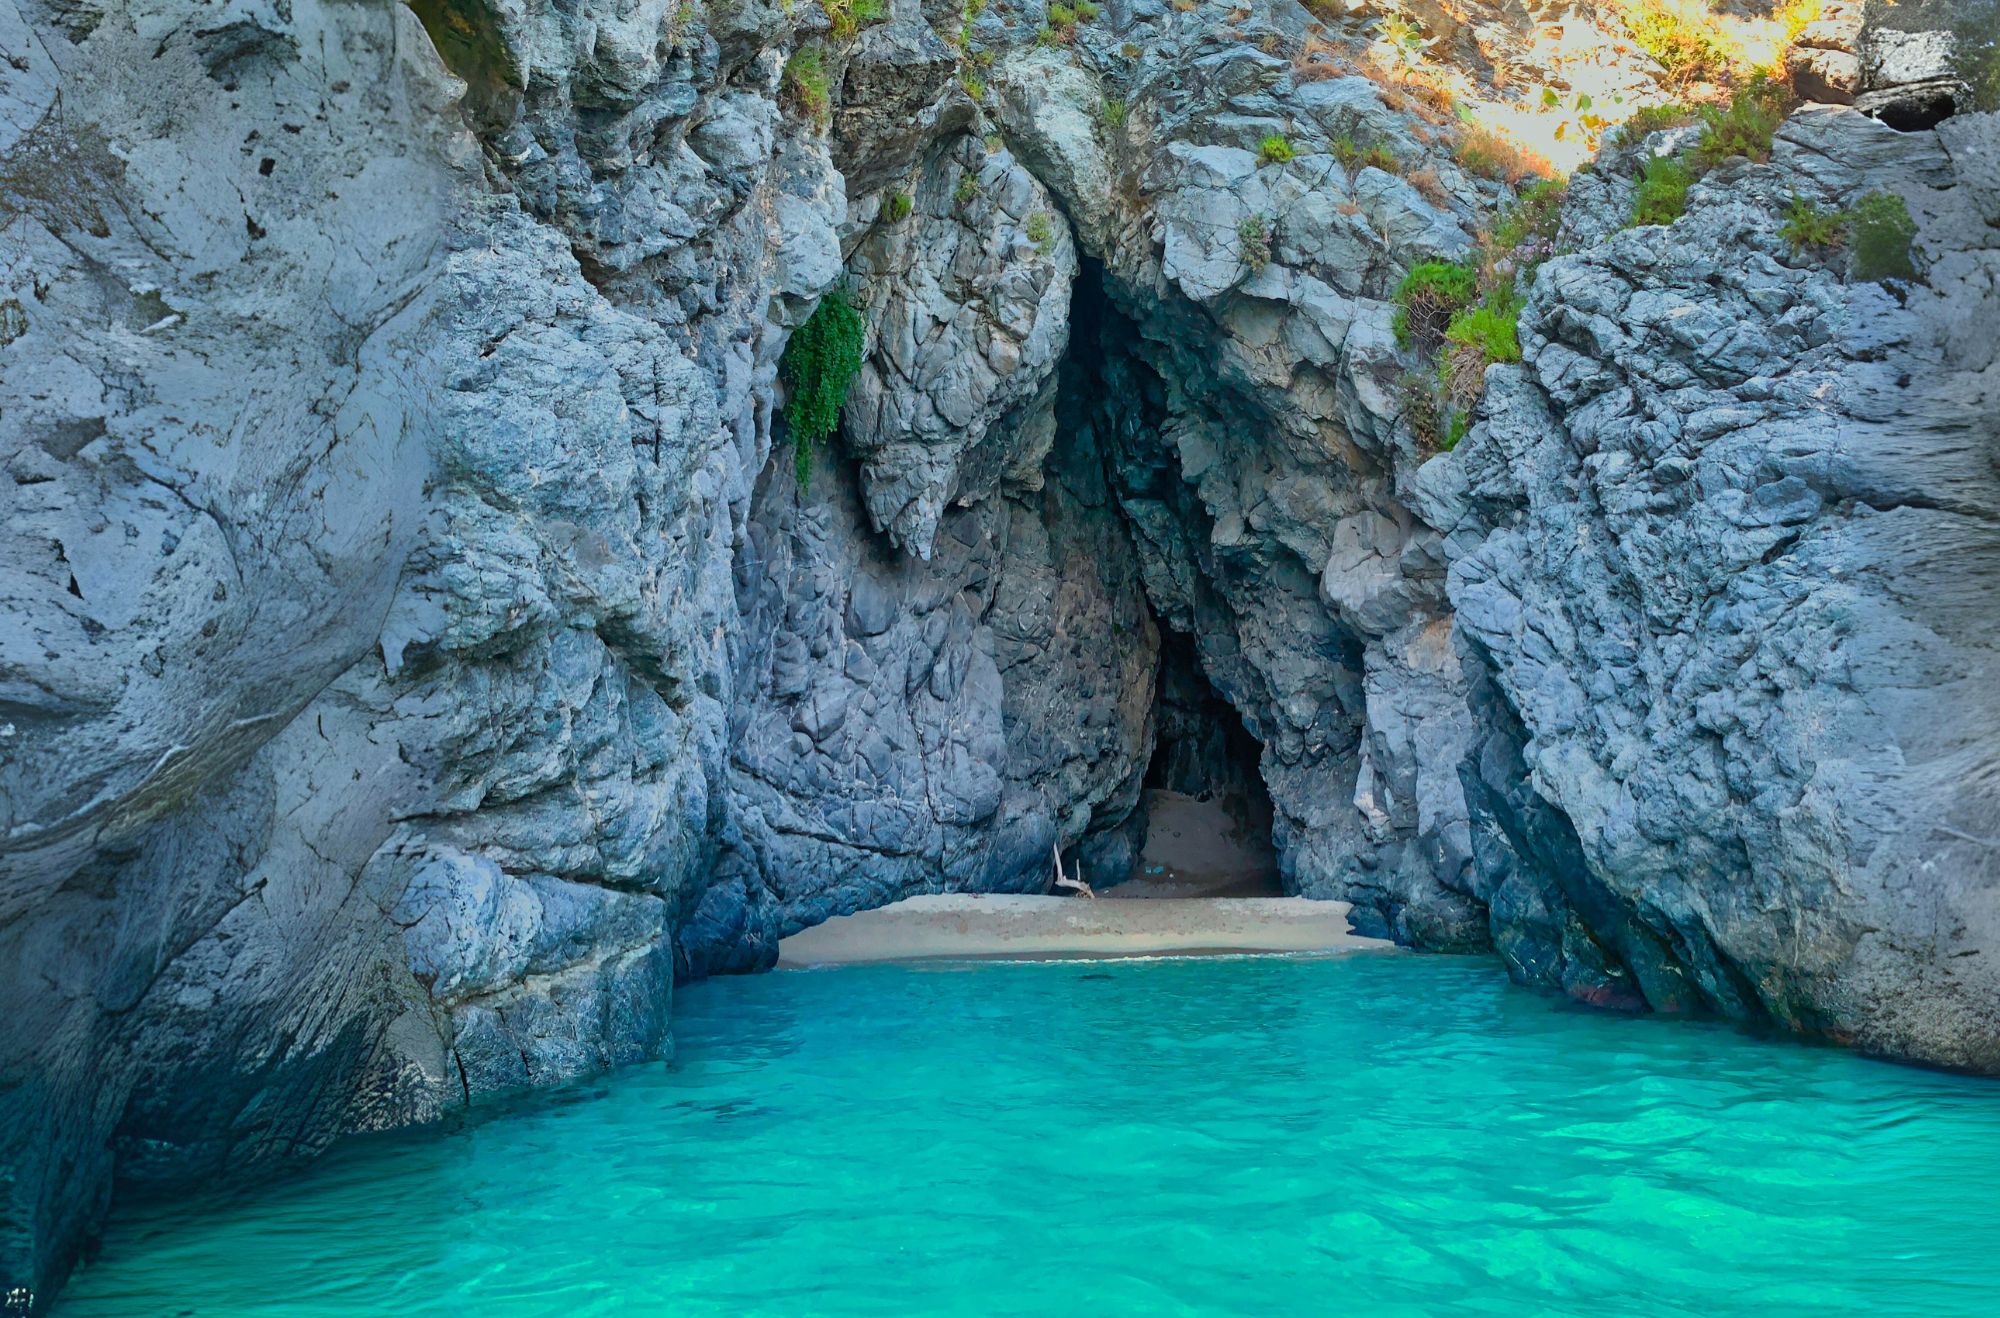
[1393,261,1479,353]
[1630,154,1693,227]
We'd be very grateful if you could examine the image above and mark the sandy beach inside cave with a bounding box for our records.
[778,787,1393,966]
[1115,787,1280,899]
[775,894,1394,966]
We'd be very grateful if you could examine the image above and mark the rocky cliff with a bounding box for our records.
[1,0,1995,1305]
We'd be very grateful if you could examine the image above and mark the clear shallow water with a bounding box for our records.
[58,955,2000,1317]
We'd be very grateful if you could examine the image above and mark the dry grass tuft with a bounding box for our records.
[1406,165,1453,210]
[1354,57,1462,126]
[1292,34,1346,82]
[1455,125,1554,185]
[1438,341,1494,411]
[1400,69,1461,121]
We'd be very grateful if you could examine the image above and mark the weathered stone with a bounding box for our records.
[1790,47,1863,104]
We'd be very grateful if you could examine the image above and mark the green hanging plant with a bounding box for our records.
[781,286,867,490]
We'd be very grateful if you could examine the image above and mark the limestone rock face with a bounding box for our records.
[694,398,1159,975]
[1436,107,2000,1067]
[0,0,813,1294]
[0,0,1145,1298]
[1788,3,1865,105]
[842,135,1077,558]
[1,0,463,1293]
[3,0,1998,1305]
[985,6,1494,949]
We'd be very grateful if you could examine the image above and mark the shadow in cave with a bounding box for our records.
[1107,629,1280,900]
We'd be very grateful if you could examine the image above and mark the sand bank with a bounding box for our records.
[775,894,1394,967]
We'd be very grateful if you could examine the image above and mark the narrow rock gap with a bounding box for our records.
[1867,89,1959,132]
[1117,627,1280,900]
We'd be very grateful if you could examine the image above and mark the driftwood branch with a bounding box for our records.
[1051,843,1096,899]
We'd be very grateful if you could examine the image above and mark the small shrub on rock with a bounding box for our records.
[1484,178,1565,283]
[1047,2,1076,25]
[1435,337,1497,419]
[1491,179,1565,253]
[954,174,981,206]
[1101,97,1127,129]
[1258,133,1295,165]
[1691,77,1788,169]
[1621,0,1731,84]
[1026,211,1054,251]
[885,189,914,222]
[1848,191,1919,283]
[1615,102,1697,146]
[1779,194,1842,252]
[1391,166,1567,450]
[782,287,867,490]
[1630,153,1693,227]
[1398,372,1472,454]
[1238,214,1271,272]
[1393,260,1478,351]
[823,0,887,40]
[1075,0,1100,19]
[1332,135,1397,174]
[1444,297,1523,368]
[783,47,832,127]
[1399,372,1446,452]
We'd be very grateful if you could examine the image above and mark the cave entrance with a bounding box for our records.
[1052,257,1282,901]
[1108,629,1280,899]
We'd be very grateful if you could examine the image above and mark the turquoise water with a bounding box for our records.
[58,955,2000,1317]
